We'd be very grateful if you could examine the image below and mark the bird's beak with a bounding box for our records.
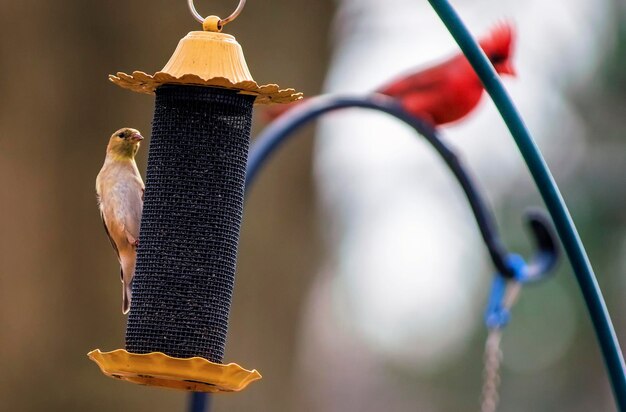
[130,132,144,142]
[500,62,516,77]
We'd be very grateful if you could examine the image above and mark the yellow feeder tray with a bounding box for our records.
[88,349,262,393]
[109,16,302,104]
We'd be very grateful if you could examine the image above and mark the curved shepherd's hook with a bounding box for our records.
[246,94,559,280]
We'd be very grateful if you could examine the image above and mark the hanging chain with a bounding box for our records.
[481,281,522,412]
[481,329,503,412]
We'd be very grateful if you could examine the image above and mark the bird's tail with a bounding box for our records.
[261,98,308,123]
[122,280,132,314]
[120,265,132,315]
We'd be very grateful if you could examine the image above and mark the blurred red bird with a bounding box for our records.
[263,22,516,126]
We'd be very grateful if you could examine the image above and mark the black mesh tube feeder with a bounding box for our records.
[88,7,301,393]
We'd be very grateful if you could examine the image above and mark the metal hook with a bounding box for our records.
[187,0,246,27]
[484,209,560,329]
[520,208,560,282]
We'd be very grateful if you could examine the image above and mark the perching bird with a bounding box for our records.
[263,22,515,126]
[96,127,145,314]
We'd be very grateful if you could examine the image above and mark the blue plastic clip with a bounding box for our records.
[484,210,561,329]
[484,254,526,329]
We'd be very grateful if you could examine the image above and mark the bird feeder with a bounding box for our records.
[88,0,301,393]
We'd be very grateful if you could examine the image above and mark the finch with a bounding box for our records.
[96,127,145,314]
[263,22,516,126]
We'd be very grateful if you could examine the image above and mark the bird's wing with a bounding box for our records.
[124,185,143,246]
[101,211,121,262]
[402,91,442,119]
[377,57,459,98]
[377,63,451,97]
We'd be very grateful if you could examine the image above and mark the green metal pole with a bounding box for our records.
[427,1,626,409]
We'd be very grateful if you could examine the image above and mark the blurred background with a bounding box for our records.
[0,0,624,411]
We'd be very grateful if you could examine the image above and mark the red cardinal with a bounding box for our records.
[263,22,515,126]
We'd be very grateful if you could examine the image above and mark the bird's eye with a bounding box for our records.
[117,132,125,138]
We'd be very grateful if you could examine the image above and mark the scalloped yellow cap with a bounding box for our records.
[109,30,302,105]
[88,349,262,393]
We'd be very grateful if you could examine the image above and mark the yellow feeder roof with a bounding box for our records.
[110,20,302,104]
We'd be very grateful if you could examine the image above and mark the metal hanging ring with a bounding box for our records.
[187,0,246,27]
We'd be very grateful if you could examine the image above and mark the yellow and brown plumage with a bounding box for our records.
[96,127,145,314]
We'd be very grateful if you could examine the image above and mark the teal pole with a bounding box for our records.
[427,0,626,409]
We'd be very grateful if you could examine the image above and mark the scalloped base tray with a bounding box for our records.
[88,349,261,393]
